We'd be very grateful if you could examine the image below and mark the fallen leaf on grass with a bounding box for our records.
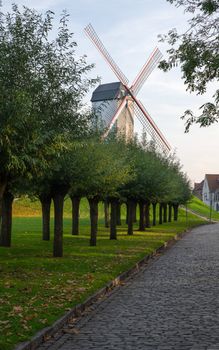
[4,282,15,289]
[24,313,38,321]
[86,273,94,282]
[39,318,48,324]
[21,323,30,331]
[0,320,10,325]
[66,280,76,284]
[13,306,23,313]
[6,331,12,336]
[41,303,49,308]
[75,287,86,292]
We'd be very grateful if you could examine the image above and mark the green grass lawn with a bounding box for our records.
[186,195,219,221]
[0,197,208,350]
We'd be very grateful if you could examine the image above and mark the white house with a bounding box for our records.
[202,174,219,211]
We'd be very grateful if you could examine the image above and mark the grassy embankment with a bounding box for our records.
[0,196,210,349]
[185,195,219,221]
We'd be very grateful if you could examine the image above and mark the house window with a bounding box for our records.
[204,193,208,201]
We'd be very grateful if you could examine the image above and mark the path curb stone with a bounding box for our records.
[14,226,205,350]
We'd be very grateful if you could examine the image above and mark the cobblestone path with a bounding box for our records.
[38,224,219,350]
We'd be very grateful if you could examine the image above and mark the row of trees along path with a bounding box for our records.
[0,5,191,257]
[0,136,191,256]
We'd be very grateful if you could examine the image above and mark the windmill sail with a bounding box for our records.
[85,24,129,86]
[133,101,170,152]
[131,48,163,96]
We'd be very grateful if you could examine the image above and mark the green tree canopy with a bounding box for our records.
[0,5,97,214]
[159,0,219,131]
[165,154,192,204]
[68,137,132,200]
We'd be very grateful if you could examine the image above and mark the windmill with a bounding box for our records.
[85,24,171,153]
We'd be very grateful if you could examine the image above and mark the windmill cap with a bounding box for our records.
[91,82,124,102]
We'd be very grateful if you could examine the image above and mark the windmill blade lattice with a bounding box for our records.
[131,48,163,96]
[85,24,129,86]
[134,100,170,152]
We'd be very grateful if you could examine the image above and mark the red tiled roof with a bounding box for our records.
[206,174,219,192]
[194,180,204,191]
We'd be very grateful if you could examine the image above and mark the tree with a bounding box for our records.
[68,137,132,246]
[0,5,50,218]
[0,188,14,247]
[87,140,132,245]
[120,140,174,234]
[69,194,81,236]
[159,0,219,131]
[165,154,192,220]
[0,5,97,247]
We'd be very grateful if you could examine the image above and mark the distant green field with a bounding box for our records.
[13,196,124,220]
[0,196,208,350]
[186,195,219,221]
[13,195,88,218]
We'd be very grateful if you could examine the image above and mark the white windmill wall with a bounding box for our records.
[91,83,134,140]
[92,99,118,128]
[116,98,134,140]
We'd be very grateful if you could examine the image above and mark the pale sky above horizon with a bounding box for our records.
[3,0,219,184]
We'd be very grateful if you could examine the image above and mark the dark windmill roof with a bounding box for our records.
[91,82,122,102]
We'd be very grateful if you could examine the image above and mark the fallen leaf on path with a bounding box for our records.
[43,334,51,341]
[63,328,80,334]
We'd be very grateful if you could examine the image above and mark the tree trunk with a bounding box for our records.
[127,199,134,235]
[163,203,167,223]
[0,191,14,247]
[116,202,121,226]
[145,201,150,228]
[159,203,163,224]
[71,196,80,235]
[132,202,137,223]
[88,197,99,246]
[152,202,157,226]
[52,191,66,258]
[139,201,145,231]
[110,199,117,240]
[126,202,129,224]
[0,178,7,221]
[173,203,179,221]
[104,199,110,228]
[168,203,172,222]
[39,194,52,241]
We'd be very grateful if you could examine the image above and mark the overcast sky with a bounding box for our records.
[3,0,219,183]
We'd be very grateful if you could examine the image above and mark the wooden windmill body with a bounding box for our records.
[85,24,171,153]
